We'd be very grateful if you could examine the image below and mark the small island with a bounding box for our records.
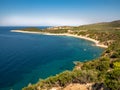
[12,20,120,90]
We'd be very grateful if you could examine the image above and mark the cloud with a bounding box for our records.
[0,16,89,26]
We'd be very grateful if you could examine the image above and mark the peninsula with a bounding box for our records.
[11,30,107,48]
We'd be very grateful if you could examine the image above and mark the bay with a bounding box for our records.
[0,26,104,90]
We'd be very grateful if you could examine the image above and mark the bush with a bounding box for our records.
[110,52,119,58]
[57,71,73,86]
[105,49,110,53]
[96,61,109,71]
[113,61,120,70]
[100,57,110,61]
[105,69,120,90]
[81,60,97,70]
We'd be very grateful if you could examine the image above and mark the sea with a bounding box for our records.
[0,26,104,90]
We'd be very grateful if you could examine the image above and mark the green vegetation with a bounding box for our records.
[22,20,120,90]
[113,61,120,69]
[105,69,120,90]
[22,27,42,32]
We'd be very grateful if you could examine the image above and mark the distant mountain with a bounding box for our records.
[75,20,120,31]
[111,20,120,23]
[109,20,120,27]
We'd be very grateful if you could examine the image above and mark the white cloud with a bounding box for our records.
[0,16,89,26]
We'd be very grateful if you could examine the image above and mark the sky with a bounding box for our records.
[0,0,120,26]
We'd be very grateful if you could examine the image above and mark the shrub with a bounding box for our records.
[110,52,119,58]
[81,60,97,70]
[105,69,120,90]
[105,49,110,53]
[96,61,109,72]
[100,57,110,61]
[113,61,120,70]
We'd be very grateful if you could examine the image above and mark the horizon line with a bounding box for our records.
[0,19,119,27]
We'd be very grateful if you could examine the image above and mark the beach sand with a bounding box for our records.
[11,30,108,48]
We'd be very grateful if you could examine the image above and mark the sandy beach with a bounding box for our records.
[11,30,108,48]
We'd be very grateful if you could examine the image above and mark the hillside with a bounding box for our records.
[22,20,120,90]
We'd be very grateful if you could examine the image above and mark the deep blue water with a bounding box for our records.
[0,26,104,90]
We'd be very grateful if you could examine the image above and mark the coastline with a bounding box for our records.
[11,30,108,48]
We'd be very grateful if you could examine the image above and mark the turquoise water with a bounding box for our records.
[0,27,104,90]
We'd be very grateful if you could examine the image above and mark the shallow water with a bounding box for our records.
[0,26,104,90]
